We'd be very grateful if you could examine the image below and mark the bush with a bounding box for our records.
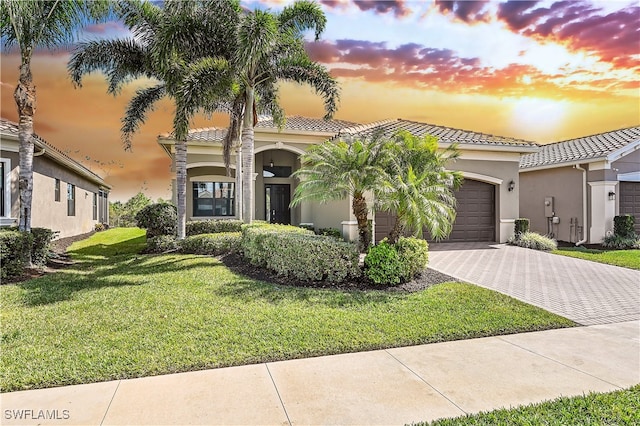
[180,232,241,255]
[0,231,32,280]
[317,227,343,239]
[95,223,105,232]
[30,227,58,266]
[395,237,428,281]
[241,224,359,282]
[508,232,557,251]
[186,219,243,236]
[514,218,530,238]
[602,234,640,250]
[299,224,315,232]
[135,203,177,237]
[614,215,636,239]
[145,235,179,254]
[364,241,404,285]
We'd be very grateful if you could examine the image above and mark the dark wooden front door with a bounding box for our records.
[265,184,291,224]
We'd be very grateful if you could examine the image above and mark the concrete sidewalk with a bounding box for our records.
[2,321,638,426]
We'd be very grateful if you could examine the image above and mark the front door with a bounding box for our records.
[265,184,291,224]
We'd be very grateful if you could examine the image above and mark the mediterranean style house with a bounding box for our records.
[519,126,640,243]
[0,118,110,238]
[158,116,539,243]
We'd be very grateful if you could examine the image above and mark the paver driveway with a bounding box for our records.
[428,243,640,325]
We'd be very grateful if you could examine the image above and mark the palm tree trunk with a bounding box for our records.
[388,215,404,245]
[15,50,36,267]
[352,192,370,252]
[241,88,255,223]
[175,139,187,239]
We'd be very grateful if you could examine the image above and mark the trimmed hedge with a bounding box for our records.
[364,241,403,285]
[145,235,179,254]
[0,227,57,279]
[508,231,557,251]
[180,232,241,255]
[614,215,636,239]
[135,203,177,237]
[0,231,32,280]
[395,237,428,281]
[241,224,360,282]
[514,218,530,238]
[364,237,428,285]
[186,220,243,236]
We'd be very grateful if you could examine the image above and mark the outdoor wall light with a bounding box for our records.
[269,158,274,167]
[508,180,515,192]
[608,191,616,200]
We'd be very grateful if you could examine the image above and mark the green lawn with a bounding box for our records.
[413,385,640,425]
[1,228,574,392]
[553,246,640,270]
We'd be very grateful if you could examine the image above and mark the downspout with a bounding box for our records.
[33,147,45,156]
[575,164,587,246]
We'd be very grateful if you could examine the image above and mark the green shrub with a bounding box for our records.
[614,215,636,239]
[180,232,241,255]
[135,203,177,237]
[508,232,557,251]
[241,223,312,267]
[0,231,32,280]
[186,219,243,236]
[395,237,428,281]
[299,224,315,232]
[602,234,640,250]
[241,224,359,282]
[95,223,105,232]
[145,235,179,254]
[317,227,343,239]
[30,228,58,266]
[364,241,403,285]
[514,218,530,239]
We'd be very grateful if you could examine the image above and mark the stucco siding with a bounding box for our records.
[520,167,584,242]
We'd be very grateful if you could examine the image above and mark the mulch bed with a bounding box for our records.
[218,252,457,292]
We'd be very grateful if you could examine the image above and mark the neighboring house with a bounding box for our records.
[519,126,640,244]
[0,118,111,238]
[158,116,538,243]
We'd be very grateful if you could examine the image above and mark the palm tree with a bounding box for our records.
[68,0,239,239]
[227,1,339,223]
[1,0,111,235]
[291,136,389,252]
[377,131,462,244]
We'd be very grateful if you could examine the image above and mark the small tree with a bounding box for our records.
[292,136,389,252]
[377,131,461,244]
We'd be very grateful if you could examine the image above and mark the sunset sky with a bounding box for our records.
[1,0,638,201]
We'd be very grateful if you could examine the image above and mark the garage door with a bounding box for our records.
[375,179,496,243]
[619,181,640,234]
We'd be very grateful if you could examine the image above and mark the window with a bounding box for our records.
[193,182,234,217]
[67,183,75,216]
[93,193,98,220]
[99,190,108,223]
[55,179,60,202]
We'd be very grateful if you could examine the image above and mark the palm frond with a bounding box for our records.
[68,38,152,93]
[121,83,166,151]
[278,0,327,40]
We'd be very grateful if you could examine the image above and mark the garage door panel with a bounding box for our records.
[375,179,496,243]
[620,182,640,234]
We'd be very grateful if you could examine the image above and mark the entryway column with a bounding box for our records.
[588,181,618,243]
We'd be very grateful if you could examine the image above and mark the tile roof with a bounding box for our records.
[335,118,538,147]
[162,115,358,142]
[0,117,109,187]
[520,126,640,169]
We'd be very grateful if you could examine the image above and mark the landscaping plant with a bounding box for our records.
[135,203,178,238]
[508,231,557,251]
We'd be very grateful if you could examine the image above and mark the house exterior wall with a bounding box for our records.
[519,166,584,242]
[1,148,107,238]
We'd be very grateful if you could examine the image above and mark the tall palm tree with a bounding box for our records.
[227,1,339,223]
[1,0,111,235]
[377,131,462,244]
[291,136,389,252]
[68,0,239,239]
